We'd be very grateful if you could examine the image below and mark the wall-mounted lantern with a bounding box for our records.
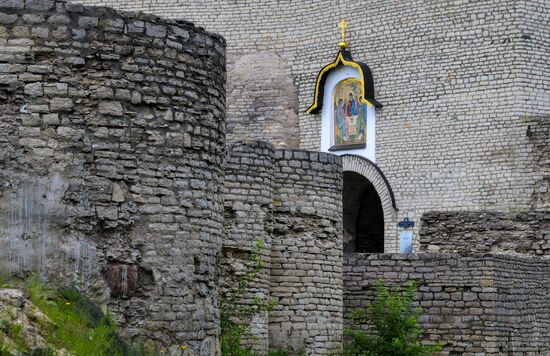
[398,217,415,254]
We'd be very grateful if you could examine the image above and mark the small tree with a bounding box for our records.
[220,240,277,356]
[344,280,441,356]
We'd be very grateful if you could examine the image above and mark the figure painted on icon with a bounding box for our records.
[357,95,368,141]
[346,92,358,116]
[333,78,367,148]
[335,98,346,141]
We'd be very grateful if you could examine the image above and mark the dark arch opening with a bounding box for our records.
[343,171,384,253]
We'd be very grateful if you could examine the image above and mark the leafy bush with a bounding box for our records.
[344,280,441,356]
[220,240,277,355]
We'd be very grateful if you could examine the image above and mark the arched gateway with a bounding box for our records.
[342,155,398,252]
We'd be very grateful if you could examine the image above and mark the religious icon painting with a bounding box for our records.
[332,78,367,149]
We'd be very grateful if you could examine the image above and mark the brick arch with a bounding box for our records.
[341,155,399,252]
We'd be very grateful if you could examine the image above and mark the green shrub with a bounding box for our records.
[220,240,277,355]
[344,280,441,356]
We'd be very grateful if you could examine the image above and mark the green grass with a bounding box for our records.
[26,276,114,355]
[21,276,156,356]
[0,345,11,356]
[0,274,12,289]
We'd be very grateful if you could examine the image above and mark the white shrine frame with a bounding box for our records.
[320,66,376,162]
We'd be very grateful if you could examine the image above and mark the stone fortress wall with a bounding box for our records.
[270,149,343,354]
[0,0,548,355]
[0,0,227,353]
[222,141,276,353]
[344,253,550,355]
[420,210,550,256]
[73,0,550,250]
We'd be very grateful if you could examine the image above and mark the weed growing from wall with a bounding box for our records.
[220,240,278,355]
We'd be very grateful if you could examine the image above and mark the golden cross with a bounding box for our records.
[339,19,348,42]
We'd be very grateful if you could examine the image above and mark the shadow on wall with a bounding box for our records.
[343,171,384,253]
[226,52,300,149]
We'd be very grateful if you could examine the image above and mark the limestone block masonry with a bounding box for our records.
[270,150,343,354]
[221,144,344,354]
[72,0,550,252]
[0,0,226,353]
[225,54,300,149]
[221,141,276,353]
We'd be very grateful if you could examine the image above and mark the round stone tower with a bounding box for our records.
[270,150,343,354]
[0,0,226,353]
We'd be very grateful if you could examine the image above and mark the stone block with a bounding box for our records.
[24,82,42,97]
[0,12,18,24]
[25,0,54,11]
[0,0,24,9]
[145,22,166,37]
[98,101,123,116]
[78,16,98,28]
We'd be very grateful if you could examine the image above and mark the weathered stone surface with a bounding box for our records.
[111,183,125,203]
[145,22,165,37]
[49,97,73,111]
[220,143,344,354]
[47,14,71,25]
[24,82,43,97]
[104,264,138,298]
[98,101,123,116]
[420,211,550,256]
[0,1,226,353]
[78,16,98,28]
[0,288,57,354]
[221,141,275,353]
[225,53,300,148]
[0,12,18,24]
[0,0,24,9]
[270,149,343,354]
[25,0,54,11]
